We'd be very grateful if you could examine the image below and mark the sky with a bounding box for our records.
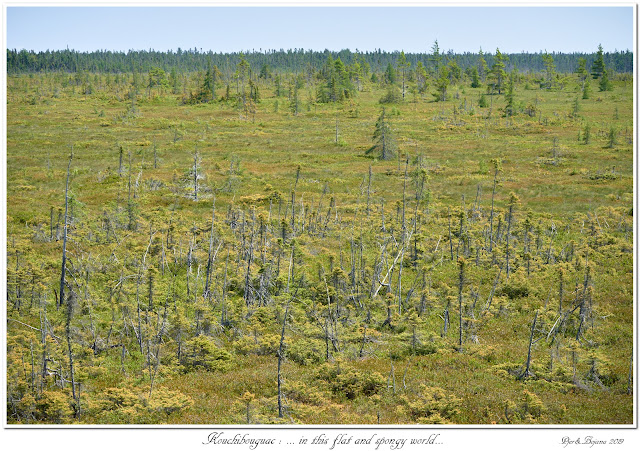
[5,4,635,54]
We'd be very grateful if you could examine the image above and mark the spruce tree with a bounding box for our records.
[599,68,613,92]
[274,74,283,97]
[259,63,270,79]
[470,66,481,88]
[478,93,488,108]
[334,57,354,100]
[289,83,300,116]
[415,61,428,93]
[385,63,397,84]
[433,67,450,102]
[591,44,606,79]
[351,54,364,91]
[607,126,617,148]
[576,57,588,82]
[503,69,516,117]
[542,52,555,90]
[447,59,461,84]
[147,67,168,97]
[582,123,591,144]
[582,77,592,99]
[430,40,442,75]
[489,48,508,94]
[477,47,488,82]
[169,67,179,94]
[397,51,410,100]
[202,59,216,102]
[317,56,355,103]
[367,107,397,160]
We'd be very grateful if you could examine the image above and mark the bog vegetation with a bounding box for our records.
[5,45,633,424]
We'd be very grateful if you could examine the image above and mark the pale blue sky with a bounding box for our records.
[6,6,634,54]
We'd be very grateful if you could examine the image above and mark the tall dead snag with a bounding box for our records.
[488,158,502,252]
[483,265,502,312]
[243,211,256,307]
[128,150,132,201]
[39,295,50,394]
[505,192,519,279]
[65,289,78,416]
[402,157,408,235]
[366,165,372,218]
[135,263,144,355]
[204,194,221,299]
[372,229,413,300]
[447,207,454,261]
[519,310,541,380]
[221,246,229,325]
[441,297,451,337]
[193,146,200,200]
[557,266,565,314]
[153,138,158,169]
[49,206,54,241]
[277,297,292,418]
[396,237,408,315]
[458,207,466,259]
[457,257,465,351]
[59,152,72,309]
[290,190,295,233]
[57,148,79,408]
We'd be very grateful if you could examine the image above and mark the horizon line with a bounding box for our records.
[7,47,633,55]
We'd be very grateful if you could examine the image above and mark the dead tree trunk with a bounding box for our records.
[50,206,54,242]
[457,257,465,350]
[402,157,408,235]
[520,310,538,379]
[136,265,143,355]
[221,246,229,325]
[65,290,78,415]
[128,150,132,202]
[483,266,502,312]
[153,139,158,169]
[59,154,72,309]
[290,190,295,234]
[505,194,518,279]
[243,217,256,307]
[40,296,48,393]
[558,267,565,314]
[359,323,367,358]
[489,162,500,252]
[193,147,199,200]
[277,299,291,418]
[448,207,454,261]
[204,194,217,298]
[366,165,372,218]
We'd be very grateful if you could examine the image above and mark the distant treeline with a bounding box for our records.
[7,47,633,75]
